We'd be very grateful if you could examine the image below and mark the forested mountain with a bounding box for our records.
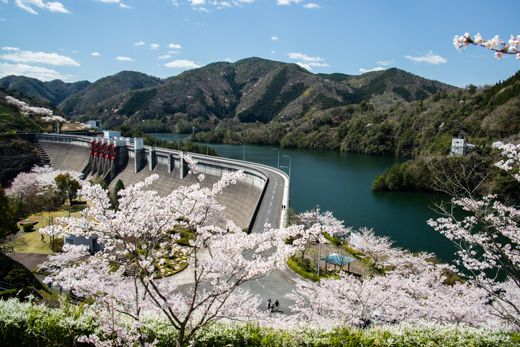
[0,76,90,107]
[57,71,163,116]
[0,57,455,134]
[1,58,519,194]
[2,57,518,160]
[195,67,520,160]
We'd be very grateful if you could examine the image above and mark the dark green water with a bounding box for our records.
[150,133,455,261]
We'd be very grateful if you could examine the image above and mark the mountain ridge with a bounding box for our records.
[0,57,456,131]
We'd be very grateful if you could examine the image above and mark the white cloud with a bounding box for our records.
[158,54,172,60]
[295,61,329,70]
[405,51,447,64]
[287,52,329,70]
[188,0,255,11]
[307,62,329,67]
[0,62,72,81]
[271,36,279,41]
[303,2,320,9]
[91,52,101,57]
[0,50,80,66]
[376,59,394,66]
[168,50,181,55]
[287,52,324,62]
[168,43,182,49]
[116,56,134,62]
[2,47,20,51]
[359,66,385,73]
[296,62,312,71]
[193,6,209,12]
[15,0,70,14]
[45,1,69,13]
[276,0,302,5]
[164,59,200,69]
[150,43,160,50]
[134,41,145,46]
[95,0,131,9]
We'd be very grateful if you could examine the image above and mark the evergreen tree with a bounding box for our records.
[111,179,125,210]
[0,187,18,239]
[54,173,82,205]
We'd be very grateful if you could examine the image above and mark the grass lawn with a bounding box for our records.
[3,205,85,255]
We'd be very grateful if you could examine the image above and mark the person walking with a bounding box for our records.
[274,299,279,312]
[267,298,272,311]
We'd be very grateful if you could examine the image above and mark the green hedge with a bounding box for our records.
[286,256,320,282]
[0,299,95,347]
[0,299,517,347]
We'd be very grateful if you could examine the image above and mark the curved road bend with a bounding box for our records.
[241,163,300,311]
[192,154,300,309]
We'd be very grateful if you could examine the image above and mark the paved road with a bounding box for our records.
[173,154,300,309]
[239,162,300,310]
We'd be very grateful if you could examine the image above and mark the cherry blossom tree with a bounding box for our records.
[6,165,82,199]
[292,207,350,265]
[5,95,54,116]
[40,155,321,346]
[6,165,83,216]
[428,142,520,329]
[453,33,520,60]
[289,229,494,329]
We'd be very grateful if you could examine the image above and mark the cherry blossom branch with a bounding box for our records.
[454,32,520,60]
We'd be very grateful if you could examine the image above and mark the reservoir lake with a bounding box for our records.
[150,133,455,261]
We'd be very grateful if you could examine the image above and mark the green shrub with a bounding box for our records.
[22,223,35,233]
[0,299,95,347]
[287,256,320,281]
[0,299,516,347]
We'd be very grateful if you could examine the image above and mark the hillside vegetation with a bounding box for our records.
[0,90,46,185]
[370,71,520,193]
[0,57,455,140]
[2,60,519,194]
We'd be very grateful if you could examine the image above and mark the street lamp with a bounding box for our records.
[242,143,245,161]
[272,148,280,168]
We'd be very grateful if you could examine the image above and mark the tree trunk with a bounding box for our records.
[176,327,185,347]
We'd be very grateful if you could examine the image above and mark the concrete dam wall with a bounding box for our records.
[32,134,268,231]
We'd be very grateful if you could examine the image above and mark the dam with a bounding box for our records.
[25,133,289,235]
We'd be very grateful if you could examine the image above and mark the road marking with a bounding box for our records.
[255,278,284,296]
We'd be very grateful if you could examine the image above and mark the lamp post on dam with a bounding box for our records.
[280,154,291,210]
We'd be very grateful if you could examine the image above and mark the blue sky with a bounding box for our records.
[0,0,518,87]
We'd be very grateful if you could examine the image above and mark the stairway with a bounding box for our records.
[33,142,50,166]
